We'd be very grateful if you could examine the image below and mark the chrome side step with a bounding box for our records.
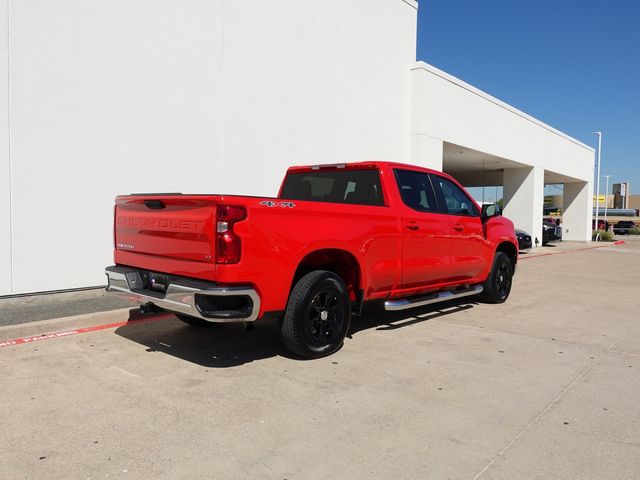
[384,284,483,311]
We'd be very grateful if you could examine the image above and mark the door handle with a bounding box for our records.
[406,222,419,231]
[453,224,464,232]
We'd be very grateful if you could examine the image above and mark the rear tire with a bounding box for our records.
[175,313,215,327]
[480,252,513,304]
[281,270,352,359]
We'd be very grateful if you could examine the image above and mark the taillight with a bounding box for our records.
[113,204,117,250]
[216,205,246,264]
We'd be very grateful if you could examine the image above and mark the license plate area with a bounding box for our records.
[147,273,169,294]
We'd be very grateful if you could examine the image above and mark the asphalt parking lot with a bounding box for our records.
[1,238,639,480]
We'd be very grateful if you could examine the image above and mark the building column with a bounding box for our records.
[562,181,592,242]
[503,166,544,247]
[409,134,443,171]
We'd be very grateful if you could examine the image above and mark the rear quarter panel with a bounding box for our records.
[217,196,402,313]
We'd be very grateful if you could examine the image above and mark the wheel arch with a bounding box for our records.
[291,249,362,307]
[495,241,518,270]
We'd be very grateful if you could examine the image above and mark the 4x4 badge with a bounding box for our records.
[260,201,296,208]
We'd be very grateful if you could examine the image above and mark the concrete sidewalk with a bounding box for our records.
[1,238,639,479]
[0,287,132,328]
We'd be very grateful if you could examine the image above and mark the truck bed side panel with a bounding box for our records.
[215,197,402,313]
[113,194,402,316]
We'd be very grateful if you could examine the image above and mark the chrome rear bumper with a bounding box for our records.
[105,266,260,323]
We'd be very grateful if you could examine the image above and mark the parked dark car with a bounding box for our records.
[613,220,636,235]
[515,229,532,250]
[542,219,562,245]
[592,219,610,231]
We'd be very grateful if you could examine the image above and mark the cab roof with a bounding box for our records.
[286,161,442,176]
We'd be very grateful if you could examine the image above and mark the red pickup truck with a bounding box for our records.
[106,162,517,358]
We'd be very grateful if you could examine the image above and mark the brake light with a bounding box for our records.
[113,205,117,250]
[216,205,246,264]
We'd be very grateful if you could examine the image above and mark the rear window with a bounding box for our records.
[280,169,384,206]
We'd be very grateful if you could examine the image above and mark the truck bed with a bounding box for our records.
[113,193,402,315]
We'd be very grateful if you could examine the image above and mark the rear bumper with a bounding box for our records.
[105,266,260,323]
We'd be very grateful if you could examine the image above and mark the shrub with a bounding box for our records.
[592,229,614,241]
[628,227,640,235]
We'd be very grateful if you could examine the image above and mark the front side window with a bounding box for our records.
[280,169,384,206]
[431,175,479,216]
[394,169,437,213]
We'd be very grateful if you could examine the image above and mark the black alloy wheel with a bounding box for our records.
[281,270,352,358]
[307,288,345,347]
[480,252,513,304]
[495,262,512,300]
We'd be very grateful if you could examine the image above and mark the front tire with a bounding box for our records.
[480,252,513,304]
[281,270,352,359]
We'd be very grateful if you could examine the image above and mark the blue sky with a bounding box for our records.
[416,0,640,197]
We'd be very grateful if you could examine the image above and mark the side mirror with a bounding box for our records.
[481,204,500,218]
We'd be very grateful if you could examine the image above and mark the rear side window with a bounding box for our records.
[431,175,479,216]
[280,169,384,206]
[394,169,437,213]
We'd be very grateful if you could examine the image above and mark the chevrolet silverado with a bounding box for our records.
[106,162,518,358]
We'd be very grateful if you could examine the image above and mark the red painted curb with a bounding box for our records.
[519,251,567,260]
[519,241,622,261]
[0,314,170,349]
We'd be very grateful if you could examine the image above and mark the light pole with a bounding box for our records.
[603,174,611,228]
[593,132,602,234]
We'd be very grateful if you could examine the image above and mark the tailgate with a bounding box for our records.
[114,195,217,264]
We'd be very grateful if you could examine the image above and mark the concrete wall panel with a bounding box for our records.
[563,181,593,242]
[8,0,225,293]
[221,0,417,195]
[503,167,544,244]
[411,63,594,183]
[0,0,11,295]
[410,134,443,171]
[4,0,417,294]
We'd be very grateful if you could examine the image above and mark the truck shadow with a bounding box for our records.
[114,312,286,368]
[349,299,476,337]
[114,298,477,368]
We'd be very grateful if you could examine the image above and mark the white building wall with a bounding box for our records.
[1,0,418,295]
[563,181,594,242]
[220,0,418,194]
[409,134,443,171]
[0,0,11,294]
[410,63,594,183]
